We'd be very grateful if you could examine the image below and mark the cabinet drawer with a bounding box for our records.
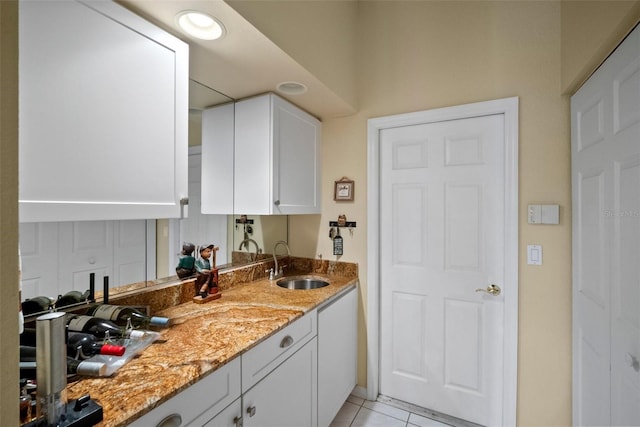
[242,310,317,391]
[129,357,241,427]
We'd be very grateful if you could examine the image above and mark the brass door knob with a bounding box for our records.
[475,284,501,296]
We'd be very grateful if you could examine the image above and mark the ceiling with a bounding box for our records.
[117,0,355,120]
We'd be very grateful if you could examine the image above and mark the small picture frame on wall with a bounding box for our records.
[334,177,354,201]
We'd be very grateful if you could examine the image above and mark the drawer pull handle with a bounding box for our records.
[157,413,182,427]
[247,405,257,417]
[280,335,294,348]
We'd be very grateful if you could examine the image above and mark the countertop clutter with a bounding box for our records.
[65,258,358,427]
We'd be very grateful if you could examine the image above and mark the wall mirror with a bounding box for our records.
[19,79,287,310]
[176,79,288,270]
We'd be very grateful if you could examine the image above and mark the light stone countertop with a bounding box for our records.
[65,269,358,427]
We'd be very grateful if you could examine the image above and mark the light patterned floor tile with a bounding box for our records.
[329,401,361,427]
[363,400,410,422]
[347,394,365,406]
[408,412,452,427]
[351,407,407,427]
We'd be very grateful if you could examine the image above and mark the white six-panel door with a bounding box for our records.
[572,23,640,426]
[20,220,150,300]
[379,114,505,426]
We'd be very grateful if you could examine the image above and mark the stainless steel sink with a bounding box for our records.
[276,277,329,290]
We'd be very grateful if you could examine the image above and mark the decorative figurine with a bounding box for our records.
[193,244,220,302]
[175,242,196,279]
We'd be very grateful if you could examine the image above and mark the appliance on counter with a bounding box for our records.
[22,312,103,427]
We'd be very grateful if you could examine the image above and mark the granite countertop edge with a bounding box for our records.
[65,273,358,427]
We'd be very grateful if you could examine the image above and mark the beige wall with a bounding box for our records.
[268,1,636,426]
[350,3,570,425]
[1,1,20,425]
[561,0,640,94]
[226,0,359,111]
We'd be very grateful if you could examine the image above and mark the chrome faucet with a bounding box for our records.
[238,238,259,262]
[272,240,290,279]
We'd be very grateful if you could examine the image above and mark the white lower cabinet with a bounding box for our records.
[241,310,317,391]
[318,287,358,427]
[243,338,318,427]
[203,398,242,427]
[129,357,241,427]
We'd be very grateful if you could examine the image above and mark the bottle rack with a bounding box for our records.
[329,221,357,228]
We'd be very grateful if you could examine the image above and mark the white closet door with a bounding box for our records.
[20,220,150,300]
[58,221,115,293]
[113,220,148,287]
[19,222,59,299]
[572,23,640,426]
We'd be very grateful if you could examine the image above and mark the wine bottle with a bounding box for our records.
[65,313,146,339]
[55,289,90,309]
[19,346,106,377]
[20,328,126,359]
[85,304,170,328]
[67,332,125,359]
[21,296,55,316]
[65,313,125,339]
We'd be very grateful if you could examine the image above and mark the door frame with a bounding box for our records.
[366,97,519,425]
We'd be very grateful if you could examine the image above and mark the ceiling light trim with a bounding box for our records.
[276,81,308,96]
[176,10,226,41]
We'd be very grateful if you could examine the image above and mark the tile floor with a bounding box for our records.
[329,395,473,427]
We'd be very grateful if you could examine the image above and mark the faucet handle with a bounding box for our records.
[265,268,275,280]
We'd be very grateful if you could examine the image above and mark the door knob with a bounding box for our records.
[475,284,501,296]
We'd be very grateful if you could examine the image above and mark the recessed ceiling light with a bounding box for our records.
[176,11,225,41]
[276,81,308,95]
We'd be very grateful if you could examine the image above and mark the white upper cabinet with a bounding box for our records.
[19,0,189,222]
[234,93,322,215]
[201,103,235,214]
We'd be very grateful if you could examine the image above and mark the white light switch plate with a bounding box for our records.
[527,245,542,265]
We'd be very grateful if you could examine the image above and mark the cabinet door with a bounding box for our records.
[234,94,321,215]
[202,398,242,427]
[272,96,322,214]
[242,310,317,391]
[234,95,273,215]
[201,104,235,215]
[243,338,318,427]
[130,357,241,427]
[19,0,188,222]
[318,288,358,427]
